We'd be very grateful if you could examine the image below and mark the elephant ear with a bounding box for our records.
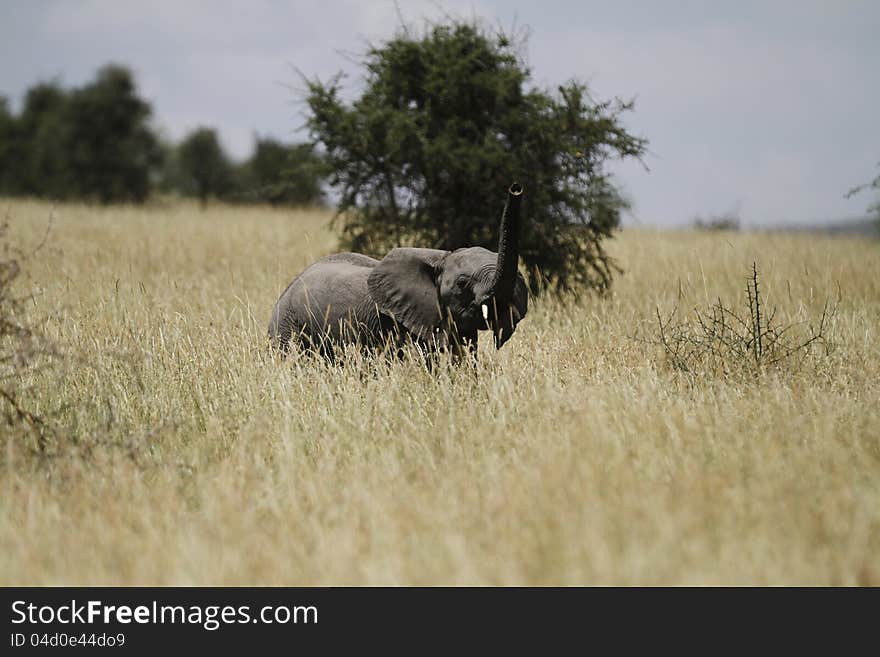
[368,248,448,340]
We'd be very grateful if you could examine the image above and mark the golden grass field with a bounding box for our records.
[2,198,878,585]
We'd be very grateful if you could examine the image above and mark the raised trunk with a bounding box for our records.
[490,182,523,303]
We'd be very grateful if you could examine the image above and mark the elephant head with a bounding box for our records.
[367,183,528,350]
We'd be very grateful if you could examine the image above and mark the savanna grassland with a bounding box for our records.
[2,198,878,585]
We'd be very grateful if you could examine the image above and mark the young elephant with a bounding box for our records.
[268,183,528,360]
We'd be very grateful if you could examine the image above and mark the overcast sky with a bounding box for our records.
[1,0,878,226]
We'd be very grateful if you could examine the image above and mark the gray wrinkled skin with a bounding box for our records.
[268,246,528,361]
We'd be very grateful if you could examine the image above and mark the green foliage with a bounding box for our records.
[305,20,647,292]
[846,162,880,223]
[2,64,325,208]
[240,138,325,206]
[160,134,325,208]
[155,139,187,195]
[693,211,741,232]
[8,83,70,198]
[65,65,162,203]
[0,65,161,203]
[0,97,19,193]
[176,127,234,209]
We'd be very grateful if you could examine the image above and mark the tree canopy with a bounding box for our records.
[176,127,233,208]
[0,66,161,203]
[65,65,162,203]
[1,65,326,208]
[305,20,647,292]
[240,138,325,206]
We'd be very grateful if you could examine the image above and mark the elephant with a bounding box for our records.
[268,183,528,361]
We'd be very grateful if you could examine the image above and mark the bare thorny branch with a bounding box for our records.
[0,209,58,447]
[652,262,837,378]
[1,210,177,469]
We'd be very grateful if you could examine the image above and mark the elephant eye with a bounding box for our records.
[455,277,473,298]
[452,276,474,304]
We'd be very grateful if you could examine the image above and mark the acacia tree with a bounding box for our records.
[304,20,647,292]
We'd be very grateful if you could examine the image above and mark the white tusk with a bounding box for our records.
[481,304,489,320]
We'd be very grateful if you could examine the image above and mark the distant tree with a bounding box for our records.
[304,19,647,292]
[63,65,162,203]
[693,215,741,232]
[0,97,19,194]
[155,139,185,195]
[242,138,325,206]
[177,127,233,209]
[847,162,880,222]
[693,202,742,232]
[15,83,70,198]
[0,66,161,203]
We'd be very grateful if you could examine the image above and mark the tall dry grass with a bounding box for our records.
[1,198,878,585]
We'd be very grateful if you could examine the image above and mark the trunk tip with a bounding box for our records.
[509,182,523,196]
